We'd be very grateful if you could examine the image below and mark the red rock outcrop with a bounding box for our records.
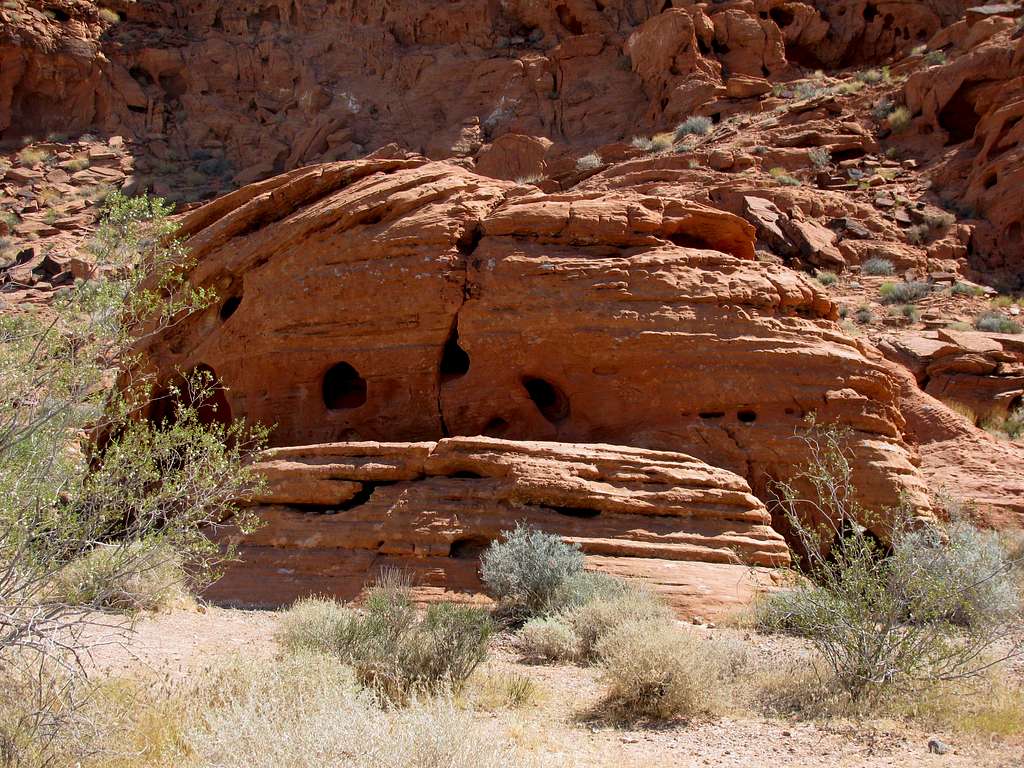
[903,19,1024,283]
[207,437,789,616]
[138,155,930,532]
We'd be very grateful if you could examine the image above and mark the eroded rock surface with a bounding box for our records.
[208,437,788,616]
[140,156,930,531]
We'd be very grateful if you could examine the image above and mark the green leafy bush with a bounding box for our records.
[480,523,584,619]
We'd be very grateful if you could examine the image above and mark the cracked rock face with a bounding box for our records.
[139,155,935,612]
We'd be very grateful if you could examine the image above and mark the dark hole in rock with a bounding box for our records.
[440,324,470,382]
[451,471,484,479]
[769,7,794,27]
[983,174,997,190]
[864,3,878,22]
[699,411,725,419]
[555,4,584,34]
[148,363,231,428]
[522,376,570,423]
[450,537,492,559]
[52,8,71,21]
[547,505,600,519]
[483,417,509,437]
[667,232,714,250]
[220,295,242,321]
[456,224,483,256]
[939,82,981,145]
[159,72,188,100]
[129,66,153,87]
[323,362,367,410]
[738,410,757,423]
[830,147,865,162]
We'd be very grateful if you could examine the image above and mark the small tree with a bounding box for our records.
[0,192,265,765]
[766,421,1022,701]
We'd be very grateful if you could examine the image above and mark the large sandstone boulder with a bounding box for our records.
[207,437,790,617]
[139,156,930,533]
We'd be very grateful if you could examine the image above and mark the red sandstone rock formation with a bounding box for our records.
[138,155,930,532]
[207,437,789,616]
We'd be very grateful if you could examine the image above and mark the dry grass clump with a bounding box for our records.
[887,106,912,133]
[768,166,800,186]
[186,654,536,768]
[49,541,191,613]
[564,587,673,662]
[879,279,931,304]
[575,153,602,171]
[674,115,712,139]
[515,616,578,663]
[277,582,493,703]
[862,257,894,276]
[594,619,744,722]
[16,147,50,167]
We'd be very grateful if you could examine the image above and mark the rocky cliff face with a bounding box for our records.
[3,0,1024,613]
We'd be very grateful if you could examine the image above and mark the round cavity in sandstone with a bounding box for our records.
[737,410,757,423]
[219,295,242,321]
[322,362,367,410]
[521,376,570,423]
[448,536,491,559]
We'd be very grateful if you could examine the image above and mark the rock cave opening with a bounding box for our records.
[439,323,470,382]
[219,295,242,321]
[737,410,757,423]
[939,82,982,145]
[522,376,570,423]
[322,362,367,410]
[449,536,492,559]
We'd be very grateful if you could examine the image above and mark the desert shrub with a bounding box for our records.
[906,223,929,244]
[880,280,931,304]
[992,295,1016,308]
[0,211,19,230]
[277,596,359,654]
[888,106,912,133]
[595,619,739,722]
[515,616,578,662]
[64,154,91,172]
[856,68,888,84]
[975,311,1022,334]
[815,270,838,286]
[924,49,947,66]
[793,81,826,100]
[542,569,631,614]
[862,257,894,276]
[982,406,1024,440]
[564,586,673,661]
[807,147,831,169]
[480,523,584,619]
[893,303,919,321]
[279,586,492,703]
[470,670,539,710]
[950,281,982,297]
[924,210,956,232]
[187,654,534,768]
[854,305,874,324]
[649,131,674,151]
[674,115,712,139]
[768,166,800,186]
[629,136,653,151]
[872,97,893,121]
[766,422,1023,701]
[50,541,189,613]
[894,520,1020,629]
[575,153,602,171]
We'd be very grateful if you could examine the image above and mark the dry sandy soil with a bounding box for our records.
[81,605,1023,768]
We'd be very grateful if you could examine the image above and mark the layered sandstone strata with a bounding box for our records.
[206,437,790,616]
